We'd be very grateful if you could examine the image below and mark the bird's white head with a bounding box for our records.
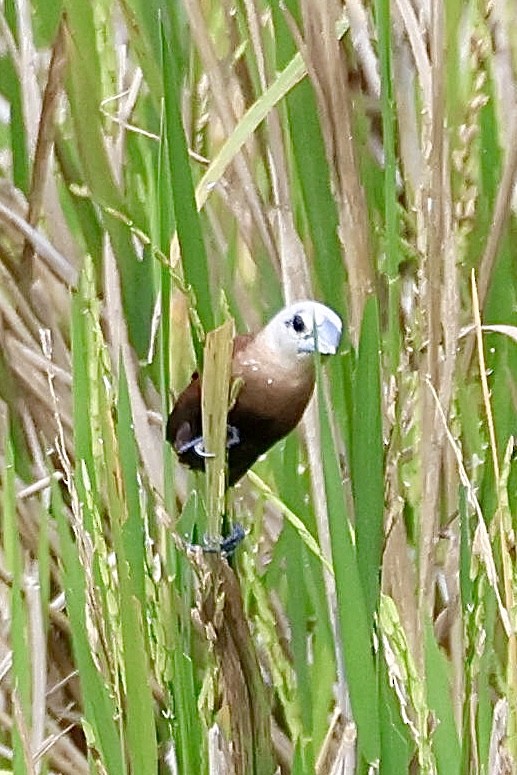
[260,300,343,362]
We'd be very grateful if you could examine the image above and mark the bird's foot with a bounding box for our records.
[200,523,246,557]
[176,435,215,458]
[177,425,240,459]
[194,440,215,458]
[226,424,240,449]
[220,523,246,556]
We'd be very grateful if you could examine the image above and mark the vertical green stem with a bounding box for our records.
[201,319,234,543]
[375,0,400,371]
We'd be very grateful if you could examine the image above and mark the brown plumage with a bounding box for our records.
[167,301,342,485]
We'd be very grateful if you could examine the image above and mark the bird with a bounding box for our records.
[167,300,342,486]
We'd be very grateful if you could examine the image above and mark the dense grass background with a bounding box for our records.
[0,1,516,773]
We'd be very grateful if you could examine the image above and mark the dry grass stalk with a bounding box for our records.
[183,0,279,265]
[299,0,374,341]
[21,20,69,286]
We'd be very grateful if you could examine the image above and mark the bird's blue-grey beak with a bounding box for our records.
[314,316,342,354]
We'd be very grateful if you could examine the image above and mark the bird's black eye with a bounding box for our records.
[292,314,305,333]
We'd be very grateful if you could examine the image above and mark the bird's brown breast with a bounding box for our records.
[231,337,315,439]
[167,334,315,484]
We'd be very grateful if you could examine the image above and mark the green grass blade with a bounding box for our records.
[316,359,380,763]
[117,359,146,608]
[3,436,32,775]
[352,297,384,621]
[97,354,158,774]
[71,285,95,488]
[284,529,315,771]
[3,0,30,195]
[425,624,461,775]
[374,0,401,369]
[271,1,346,313]
[62,0,120,208]
[160,18,213,352]
[51,480,125,775]
[379,655,412,772]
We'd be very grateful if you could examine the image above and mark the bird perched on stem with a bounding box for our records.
[167,301,342,486]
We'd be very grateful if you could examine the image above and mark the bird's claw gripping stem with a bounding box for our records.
[177,425,240,459]
[199,523,246,557]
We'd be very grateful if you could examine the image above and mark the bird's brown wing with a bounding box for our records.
[166,373,204,472]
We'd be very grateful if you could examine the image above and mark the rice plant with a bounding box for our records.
[0,1,516,773]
